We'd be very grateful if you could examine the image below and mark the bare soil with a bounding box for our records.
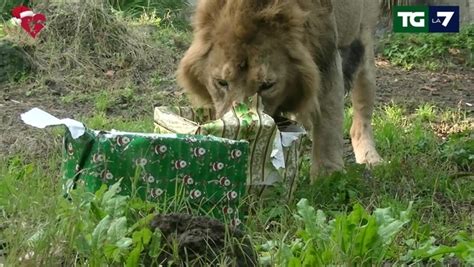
[1,56,473,159]
[374,58,473,112]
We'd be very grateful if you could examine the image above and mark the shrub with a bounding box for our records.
[381,25,474,70]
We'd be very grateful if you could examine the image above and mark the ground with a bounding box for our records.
[0,9,473,265]
[1,57,472,159]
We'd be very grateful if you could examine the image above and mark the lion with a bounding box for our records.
[176,0,383,181]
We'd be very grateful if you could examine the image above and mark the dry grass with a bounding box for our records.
[4,1,163,93]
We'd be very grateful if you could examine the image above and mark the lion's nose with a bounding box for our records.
[216,103,232,119]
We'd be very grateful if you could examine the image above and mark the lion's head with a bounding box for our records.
[177,0,322,118]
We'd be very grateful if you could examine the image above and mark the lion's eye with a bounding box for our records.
[259,81,275,92]
[216,79,228,88]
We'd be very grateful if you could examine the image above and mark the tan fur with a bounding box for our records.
[177,0,383,182]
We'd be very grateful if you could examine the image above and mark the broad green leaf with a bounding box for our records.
[278,243,295,266]
[295,199,318,231]
[295,198,331,241]
[105,239,132,262]
[91,215,112,249]
[148,230,162,258]
[132,227,153,246]
[107,217,129,243]
[104,244,118,260]
[102,180,122,203]
[126,245,143,267]
[332,213,349,255]
[332,204,381,261]
[129,213,156,233]
[374,203,412,245]
[75,234,92,254]
[411,236,474,263]
[96,179,129,218]
[102,181,127,209]
[354,216,379,259]
[90,201,106,221]
[116,237,133,249]
[103,195,129,218]
[94,184,109,201]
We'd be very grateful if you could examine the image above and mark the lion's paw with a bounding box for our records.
[355,149,383,167]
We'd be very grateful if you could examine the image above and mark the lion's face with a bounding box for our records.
[203,38,292,117]
[176,0,320,119]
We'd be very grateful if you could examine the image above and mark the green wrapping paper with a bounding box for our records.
[154,95,308,202]
[21,108,250,225]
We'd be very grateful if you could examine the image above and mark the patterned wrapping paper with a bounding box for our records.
[21,108,250,225]
[154,95,308,202]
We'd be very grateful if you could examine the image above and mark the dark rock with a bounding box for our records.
[145,213,258,267]
[0,39,31,83]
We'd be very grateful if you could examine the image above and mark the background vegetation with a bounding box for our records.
[0,0,472,266]
[381,26,474,70]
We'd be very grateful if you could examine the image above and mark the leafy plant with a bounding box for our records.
[439,131,474,172]
[381,25,474,70]
[402,232,474,264]
[50,180,159,266]
[260,199,413,266]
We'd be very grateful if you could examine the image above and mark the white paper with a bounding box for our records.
[20,108,86,139]
[99,129,178,139]
[270,129,286,170]
[281,131,306,147]
[270,126,306,171]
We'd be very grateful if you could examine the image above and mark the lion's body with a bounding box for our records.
[177,0,383,180]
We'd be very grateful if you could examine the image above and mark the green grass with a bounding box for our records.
[109,0,190,31]
[1,102,473,266]
[1,3,473,265]
[0,0,31,20]
[0,24,5,38]
[381,24,474,70]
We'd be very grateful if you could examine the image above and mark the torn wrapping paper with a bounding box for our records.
[21,108,86,139]
[154,95,307,202]
[21,108,250,225]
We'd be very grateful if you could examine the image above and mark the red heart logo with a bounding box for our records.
[20,13,46,38]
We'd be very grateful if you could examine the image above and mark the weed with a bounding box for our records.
[415,104,437,123]
[1,3,473,263]
[343,107,353,137]
[439,131,473,172]
[94,91,114,113]
[108,0,190,30]
[81,113,153,133]
[4,1,163,95]
[381,25,474,70]
[0,24,5,38]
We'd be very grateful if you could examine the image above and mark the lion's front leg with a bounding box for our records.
[350,32,383,166]
[309,51,346,182]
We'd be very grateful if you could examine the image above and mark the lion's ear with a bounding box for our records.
[176,39,213,108]
[256,1,309,29]
[192,0,227,33]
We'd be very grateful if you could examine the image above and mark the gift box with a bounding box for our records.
[154,95,308,202]
[21,108,250,225]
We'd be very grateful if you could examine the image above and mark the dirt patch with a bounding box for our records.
[1,60,473,159]
[374,58,473,113]
[145,213,258,266]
